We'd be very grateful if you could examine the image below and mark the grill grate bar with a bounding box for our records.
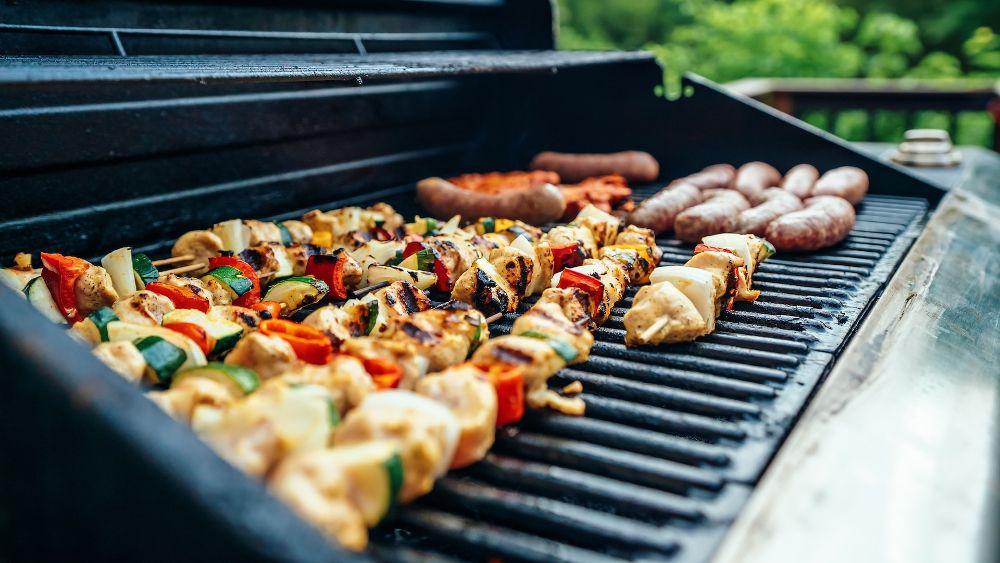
[469,453,709,521]
[579,394,747,440]
[493,433,728,490]
[519,413,734,466]
[552,368,761,417]
[578,356,778,398]
[587,342,789,382]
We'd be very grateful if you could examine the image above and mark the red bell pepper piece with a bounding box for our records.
[39,253,91,323]
[208,256,260,307]
[251,300,283,319]
[484,363,525,426]
[145,282,211,313]
[305,251,349,300]
[402,241,451,292]
[550,243,583,272]
[557,268,604,317]
[370,227,394,241]
[362,357,402,390]
[163,322,214,355]
[260,319,332,365]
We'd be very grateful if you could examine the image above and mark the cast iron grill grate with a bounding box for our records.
[364,192,928,562]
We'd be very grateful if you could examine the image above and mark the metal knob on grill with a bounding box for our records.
[888,129,962,167]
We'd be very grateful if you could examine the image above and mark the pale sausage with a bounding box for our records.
[780,164,819,199]
[812,167,868,205]
[674,190,750,242]
[765,196,856,251]
[627,182,702,234]
[737,188,803,236]
[733,162,781,204]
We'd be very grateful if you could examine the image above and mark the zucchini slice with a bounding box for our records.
[323,440,404,526]
[274,221,293,246]
[23,276,66,324]
[106,321,207,372]
[162,308,243,355]
[202,266,253,300]
[134,336,187,385]
[263,276,329,315]
[101,247,138,297]
[172,362,259,397]
[87,307,119,342]
[366,265,436,291]
[518,330,579,363]
[131,252,159,289]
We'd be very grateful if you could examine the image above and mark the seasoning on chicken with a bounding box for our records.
[534,287,595,329]
[209,305,262,332]
[511,298,594,365]
[268,451,369,551]
[92,341,146,383]
[415,363,497,468]
[302,302,368,348]
[380,305,489,373]
[74,265,119,317]
[369,281,431,325]
[112,289,175,326]
[224,332,298,381]
[624,282,707,346]
[451,258,518,317]
[424,235,479,279]
[472,335,565,400]
[486,245,535,300]
[334,390,459,503]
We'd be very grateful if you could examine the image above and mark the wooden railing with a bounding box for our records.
[725,78,1000,150]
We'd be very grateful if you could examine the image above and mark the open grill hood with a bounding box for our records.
[2,2,983,562]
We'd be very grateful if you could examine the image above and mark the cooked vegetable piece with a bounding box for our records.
[207,257,260,307]
[484,364,525,426]
[145,281,211,313]
[556,269,604,317]
[39,253,90,322]
[365,265,436,291]
[305,252,350,300]
[172,362,260,397]
[87,306,119,342]
[107,321,207,371]
[101,247,137,297]
[262,276,329,315]
[517,330,579,363]
[163,308,244,356]
[24,276,67,324]
[134,335,187,384]
[259,319,332,365]
[202,266,253,301]
[131,253,159,289]
[319,440,404,526]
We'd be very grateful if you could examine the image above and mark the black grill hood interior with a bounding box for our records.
[0,1,947,562]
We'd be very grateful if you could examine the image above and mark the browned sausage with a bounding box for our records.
[530,151,660,183]
[627,182,702,234]
[673,163,736,190]
[812,167,868,205]
[765,196,855,252]
[737,188,803,236]
[674,190,750,242]
[780,164,819,199]
[416,177,566,225]
[733,162,781,204]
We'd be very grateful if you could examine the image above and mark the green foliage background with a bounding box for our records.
[557,0,999,146]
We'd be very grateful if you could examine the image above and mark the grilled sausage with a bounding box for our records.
[812,166,869,205]
[627,182,702,234]
[674,190,751,242]
[733,162,781,204]
[780,164,819,198]
[530,151,659,183]
[416,177,566,226]
[736,188,803,236]
[676,163,736,190]
[765,196,856,251]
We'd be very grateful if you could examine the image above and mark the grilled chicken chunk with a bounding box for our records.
[451,258,518,316]
[535,287,595,329]
[224,332,298,380]
[334,390,459,503]
[486,245,535,299]
[200,274,234,306]
[526,241,555,296]
[599,245,654,285]
[572,204,621,248]
[147,377,238,423]
[302,302,367,348]
[684,250,747,304]
[75,266,119,317]
[424,235,479,279]
[616,225,662,262]
[370,281,431,325]
[339,336,430,390]
[274,355,375,416]
[269,451,369,551]
[92,341,146,383]
[624,282,707,346]
[472,335,565,396]
[380,306,489,373]
[210,305,262,331]
[112,289,175,326]
[281,220,313,245]
[415,363,497,468]
[553,259,628,324]
[160,273,215,307]
[511,299,594,364]
[244,220,283,246]
[171,230,224,275]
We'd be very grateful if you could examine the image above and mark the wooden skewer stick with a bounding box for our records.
[485,312,503,324]
[151,254,194,267]
[433,299,457,310]
[157,262,207,278]
[349,281,390,298]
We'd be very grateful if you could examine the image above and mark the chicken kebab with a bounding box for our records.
[624,233,775,346]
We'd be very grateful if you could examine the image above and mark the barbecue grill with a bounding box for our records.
[1,2,997,562]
